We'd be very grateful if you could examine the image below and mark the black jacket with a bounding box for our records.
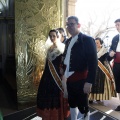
[109,34,119,59]
[63,32,98,84]
[110,34,119,52]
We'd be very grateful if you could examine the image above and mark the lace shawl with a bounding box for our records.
[47,42,65,61]
[97,46,108,59]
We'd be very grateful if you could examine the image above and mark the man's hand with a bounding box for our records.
[83,82,92,94]
[62,75,68,98]
[109,50,116,57]
[60,68,64,75]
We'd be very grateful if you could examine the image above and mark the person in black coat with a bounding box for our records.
[109,18,120,111]
[62,16,98,120]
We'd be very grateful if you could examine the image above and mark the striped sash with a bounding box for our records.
[48,59,64,92]
[98,60,115,90]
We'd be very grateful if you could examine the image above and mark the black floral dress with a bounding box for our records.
[89,46,116,100]
[37,54,62,109]
[36,44,67,120]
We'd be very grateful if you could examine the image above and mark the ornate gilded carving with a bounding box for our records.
[15,0,63,105]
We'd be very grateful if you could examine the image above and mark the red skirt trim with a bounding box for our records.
[36,93,70,120]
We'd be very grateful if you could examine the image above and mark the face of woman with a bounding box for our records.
[95,40,101,48]
[49,32,58,44]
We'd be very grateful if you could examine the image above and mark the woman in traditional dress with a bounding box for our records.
[89,37,116,103]
[36,29,69,120]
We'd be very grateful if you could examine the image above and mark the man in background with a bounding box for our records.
[109,18,120,111]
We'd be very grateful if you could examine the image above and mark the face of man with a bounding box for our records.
[115,22,120,33]
[66,18,80,37]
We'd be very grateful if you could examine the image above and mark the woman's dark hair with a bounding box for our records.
[95,37,103,45]
[48,29,59,37]
[56,27,66,37]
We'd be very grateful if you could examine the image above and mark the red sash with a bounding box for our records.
[67,70,88,82]
[114,52,120,63]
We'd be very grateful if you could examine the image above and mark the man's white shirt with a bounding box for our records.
[64,34,78,78]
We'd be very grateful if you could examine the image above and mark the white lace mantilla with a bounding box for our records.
[97,46,108,59]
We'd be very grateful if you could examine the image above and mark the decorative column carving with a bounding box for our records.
[15,0,64,109]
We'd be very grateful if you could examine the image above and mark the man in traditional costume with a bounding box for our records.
[109,18,120,111]
[62,16,98,120]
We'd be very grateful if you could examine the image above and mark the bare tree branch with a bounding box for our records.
[81,8,119,39]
